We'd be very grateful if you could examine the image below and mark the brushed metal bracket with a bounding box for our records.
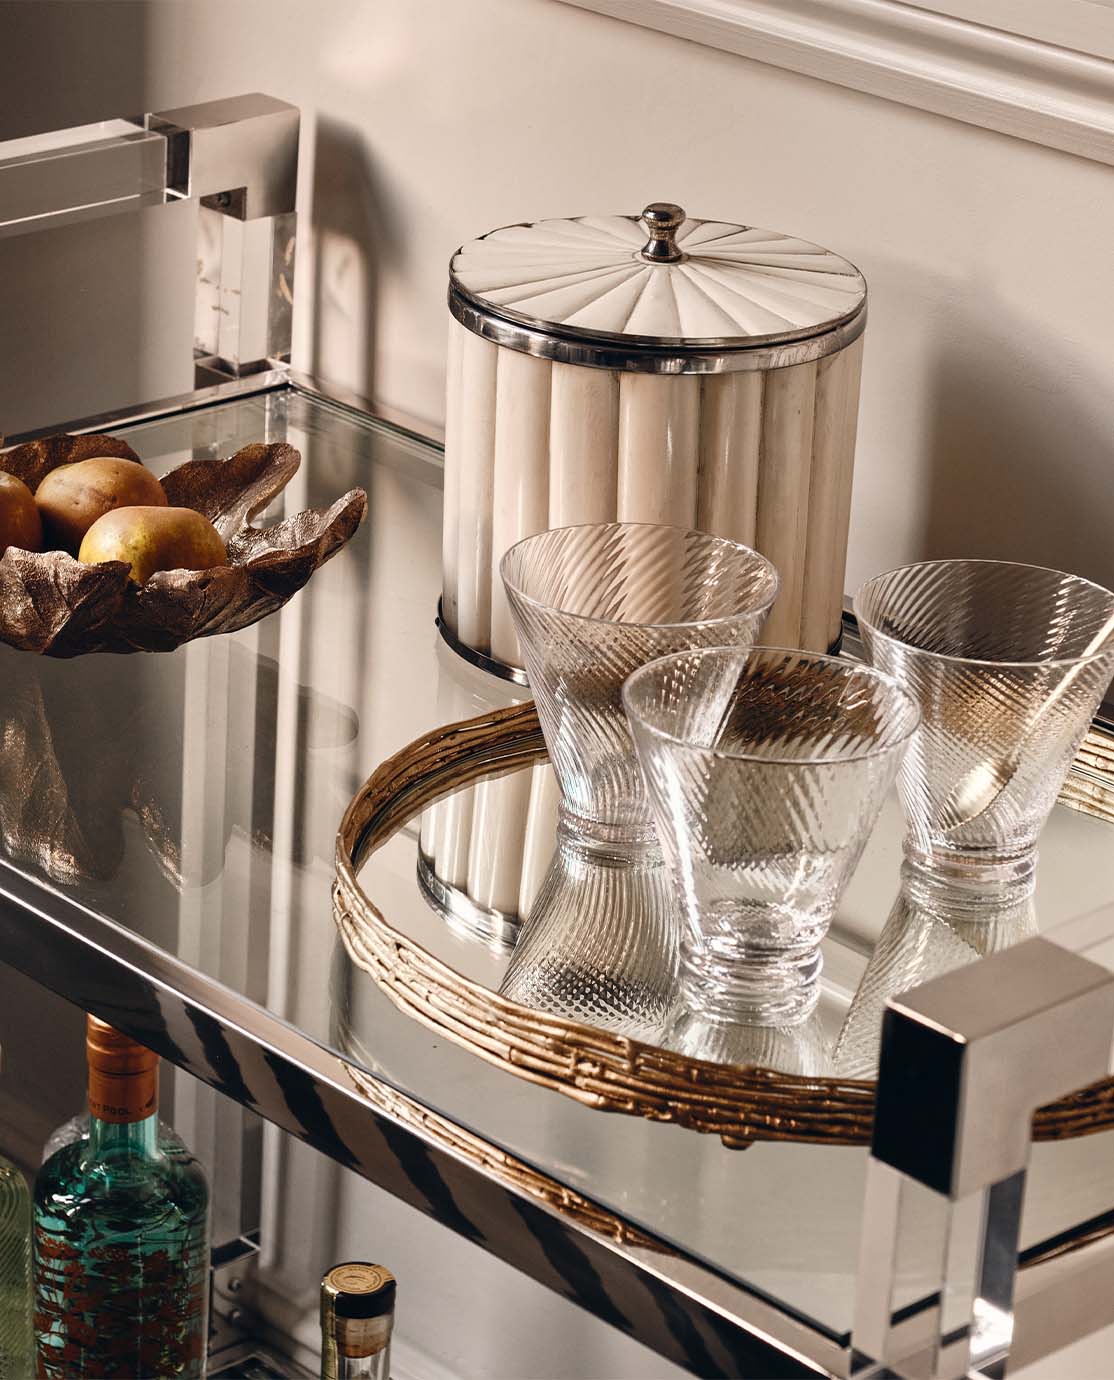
[0,93,299,390]
[853,909,1114,1379]
[145,95,299,385]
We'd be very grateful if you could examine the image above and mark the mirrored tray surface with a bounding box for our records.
[336,678,1114,1139]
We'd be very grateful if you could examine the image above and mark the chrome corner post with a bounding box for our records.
[852,912,1114,1380]
[0,94,299,397]
[147,94,299,385]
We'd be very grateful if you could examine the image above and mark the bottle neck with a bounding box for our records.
[87,1109,160,1160]
[85,1024,160,1161]
[334,1344,389,1380]
[323,1322,392,1380]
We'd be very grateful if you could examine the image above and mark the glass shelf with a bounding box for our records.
[1,380,1112,1378]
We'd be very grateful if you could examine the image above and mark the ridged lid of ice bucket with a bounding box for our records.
[449,202,867,373]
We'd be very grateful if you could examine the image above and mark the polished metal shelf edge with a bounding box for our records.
[1,370,447,459]
[284,370,445,453]
[2,370,294,447]
[0,860,843,1380]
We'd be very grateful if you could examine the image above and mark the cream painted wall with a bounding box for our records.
[132,0,1114,599]
[4,0,1111,594]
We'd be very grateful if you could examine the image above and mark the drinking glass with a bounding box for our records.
[854,560,1114,900]
[625,647,918,1026]
[498,523,778,1034]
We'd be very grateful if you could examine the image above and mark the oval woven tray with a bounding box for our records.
[333,702,1114,1148]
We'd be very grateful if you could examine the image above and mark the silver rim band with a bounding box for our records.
[436,601,530,686]
[417,851,521,951]
[448,285,867,374]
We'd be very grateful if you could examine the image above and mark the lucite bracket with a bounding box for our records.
[0,93,299,388]
[852,906,1114,1379]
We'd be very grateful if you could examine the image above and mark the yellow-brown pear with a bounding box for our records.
[0,471,43,555]
[78,506,227,584]
[36,458,166,555]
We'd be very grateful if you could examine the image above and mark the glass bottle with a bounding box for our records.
[320,1262,396,1380]
[43,1111,188,1164]
[0,1147,32,1379]
[33,1016,211,1379]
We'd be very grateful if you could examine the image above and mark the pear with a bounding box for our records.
[79,506,226,584]
[36,458,166,555]
[0,471,43,555]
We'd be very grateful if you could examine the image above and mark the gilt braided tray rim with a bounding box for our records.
[333,702,1114,1147]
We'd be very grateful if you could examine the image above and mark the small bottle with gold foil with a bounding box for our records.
[33,1016,210,1378]
[321,1262,396,1380]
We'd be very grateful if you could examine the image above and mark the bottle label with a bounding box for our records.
[338,1315,390,1359]
[88,1064,158,1124]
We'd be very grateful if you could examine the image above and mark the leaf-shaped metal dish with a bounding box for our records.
[0,433,367,656]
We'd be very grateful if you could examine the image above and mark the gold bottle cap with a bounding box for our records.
[86,1016,158,1072]
[322,1263,396,1360]
[86,1015,159,1124]
[322,1263,396,1319]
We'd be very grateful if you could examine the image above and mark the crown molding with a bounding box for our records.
[559,0,1114,166]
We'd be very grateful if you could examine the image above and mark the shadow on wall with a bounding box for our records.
[0,1,148,140]
[311,116,406,404]
[920,289,1114,592]
[0,1,154,437]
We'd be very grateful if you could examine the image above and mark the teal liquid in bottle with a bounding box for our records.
[33,1017,210,1379]
[0,1148,32,1379]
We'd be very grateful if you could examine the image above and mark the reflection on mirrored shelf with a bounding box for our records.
[404,761,1107,1081]
[402,604,1114,1088]
[665,1007,833,1075]
[833,862,1039,1077]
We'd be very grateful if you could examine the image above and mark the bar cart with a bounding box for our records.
[2,96,1114,1380]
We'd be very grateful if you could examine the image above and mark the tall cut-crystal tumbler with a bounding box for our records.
[625,647,918,1026]
[499,523,778,1035]
[854,559,1114,900]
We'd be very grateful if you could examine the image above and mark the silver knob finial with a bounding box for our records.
[639,203,686,263]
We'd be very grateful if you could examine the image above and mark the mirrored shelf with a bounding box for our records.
[1,377,1113,1378]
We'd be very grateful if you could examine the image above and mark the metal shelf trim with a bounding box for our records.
[0,859,844,1379]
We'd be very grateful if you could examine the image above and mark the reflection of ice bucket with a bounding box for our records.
[417,640,558,946]
[441,201,867,676]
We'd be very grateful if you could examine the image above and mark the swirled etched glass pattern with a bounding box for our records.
[625,648,917,1026]
[499,523,778,1033]
[501,522,778,835]
[854,560,1114,882]
[833,862,1038,1077]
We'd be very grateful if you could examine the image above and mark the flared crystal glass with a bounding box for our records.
[854,560,1114,897]
[625,647,918,1025]
[499,523,778,1032]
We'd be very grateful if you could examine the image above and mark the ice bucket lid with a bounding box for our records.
[448,202,866,373]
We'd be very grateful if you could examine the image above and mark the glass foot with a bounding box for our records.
[677,925,826,1028]
[903,844,1037,912]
